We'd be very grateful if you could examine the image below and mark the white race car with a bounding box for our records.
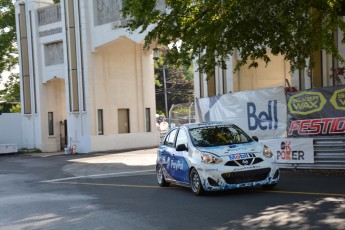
[156,122,280,195]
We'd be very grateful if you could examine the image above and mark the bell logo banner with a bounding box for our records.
[196,87,287,139]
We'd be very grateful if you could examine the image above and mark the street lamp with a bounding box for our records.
[153,48,169,119]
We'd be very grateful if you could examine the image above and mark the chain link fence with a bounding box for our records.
[169,102,196,128]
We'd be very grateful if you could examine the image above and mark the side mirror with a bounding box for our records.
[252,136,259,142]
[176,144,188,151]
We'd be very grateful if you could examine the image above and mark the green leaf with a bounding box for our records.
[123,0,345,73]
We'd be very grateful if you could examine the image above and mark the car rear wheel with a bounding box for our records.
[190,168,204,195]
[156,164,170,187]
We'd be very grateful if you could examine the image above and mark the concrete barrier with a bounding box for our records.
[0,144,18,154]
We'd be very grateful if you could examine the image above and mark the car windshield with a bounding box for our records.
[189,124,252,147]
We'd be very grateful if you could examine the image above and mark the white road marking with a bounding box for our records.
[41,169,155,183]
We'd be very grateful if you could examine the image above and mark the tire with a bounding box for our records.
[156,164,170,187]
[262,183,277,189]
[190,168,204,195]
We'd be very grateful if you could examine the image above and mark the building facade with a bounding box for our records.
[15,0,160,153]
[194,33,345,98]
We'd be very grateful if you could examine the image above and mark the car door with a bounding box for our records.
[158,128,178,179]
[170,128,190,183]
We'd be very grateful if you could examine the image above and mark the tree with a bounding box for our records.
[0,72,20,113]
[155,63,194,116]
[123,0,345,73]
[0,0,17,80]
[0,73,20,102]
[0,0,20,113]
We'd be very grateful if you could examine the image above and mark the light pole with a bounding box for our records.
[153,48,169,119]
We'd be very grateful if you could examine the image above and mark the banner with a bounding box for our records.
[196,87,287,139]
[287,85,345,137]
[260,138,314,163]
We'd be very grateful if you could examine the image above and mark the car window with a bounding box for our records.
[164,129,177,147]
[189,124,251,147]
[175,129,188,147]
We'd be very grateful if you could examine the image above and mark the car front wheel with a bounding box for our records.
[262,183,277,189]
[190,168,204,195]
[156,164,170,187]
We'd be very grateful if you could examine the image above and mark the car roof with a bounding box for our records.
[183,122,235,130]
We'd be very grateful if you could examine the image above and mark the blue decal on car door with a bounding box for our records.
[169,149,189,183]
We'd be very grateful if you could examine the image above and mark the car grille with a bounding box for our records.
[221,168,271,184]
[225,157,263,167]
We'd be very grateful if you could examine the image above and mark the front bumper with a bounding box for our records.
[197,162,280,192]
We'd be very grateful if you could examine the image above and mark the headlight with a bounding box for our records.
[201,152,223,164]
[263,145,273,158]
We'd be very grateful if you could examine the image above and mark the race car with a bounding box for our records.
[156,122,280,195]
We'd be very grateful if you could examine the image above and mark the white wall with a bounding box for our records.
[90,133,160,152]
[0,113,23,148]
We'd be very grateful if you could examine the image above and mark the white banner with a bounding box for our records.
[260,138,314,163]
[196,87,287,139]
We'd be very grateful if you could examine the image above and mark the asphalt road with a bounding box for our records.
[0,149,344,230]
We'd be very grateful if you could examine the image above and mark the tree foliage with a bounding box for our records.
[155,64,194,117]
[0,73,20,102]
[123,0,345,73]
[0,0,20,113]
[0,0,17,79]
[0,73,20,113]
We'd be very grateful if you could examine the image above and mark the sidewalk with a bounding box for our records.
[23,147,158,162]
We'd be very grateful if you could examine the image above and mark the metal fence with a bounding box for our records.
[169,102,195,127]
[278,136,345,170]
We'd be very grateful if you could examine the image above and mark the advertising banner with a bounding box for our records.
[260,138,314,163]
[195,87,287,139]
[287,85,345,137]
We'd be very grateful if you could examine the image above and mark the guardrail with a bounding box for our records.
[279,136,345,169]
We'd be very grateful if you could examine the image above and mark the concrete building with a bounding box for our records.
[15,0,160,153]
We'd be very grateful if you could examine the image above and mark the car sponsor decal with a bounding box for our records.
[205,168,219,172]
[233,165,261,172]
[228,153,256,160]
[227,143,256,152]
[227,147,249,152]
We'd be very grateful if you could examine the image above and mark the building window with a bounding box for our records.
[199,71,204,98]
[98,109,104,135]
[222,68,227,94]
[145,108,151,132]
[48,112,54,135]
[118,109,130,133]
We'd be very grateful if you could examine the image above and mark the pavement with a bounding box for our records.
[19,147,157,159]
[4,148,345,176]
[18,148,158,173]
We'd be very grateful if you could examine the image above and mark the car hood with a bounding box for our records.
[196,142,263,157]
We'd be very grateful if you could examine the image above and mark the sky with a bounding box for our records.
[0,72,10,90]
[0,66,19,90]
